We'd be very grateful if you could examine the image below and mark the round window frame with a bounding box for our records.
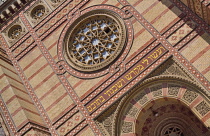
[63,9,127,72]
[8,25,22,40]
[161,124,185,136]
[31,5,46,20]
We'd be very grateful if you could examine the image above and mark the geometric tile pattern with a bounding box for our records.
[12,36,34,57]
[167,20,196,46]
[36,0,81,37]
[0,0,210,135]
[57,112,84,135]
[195,101,210,116]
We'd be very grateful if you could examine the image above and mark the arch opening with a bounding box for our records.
[113,77,210,136]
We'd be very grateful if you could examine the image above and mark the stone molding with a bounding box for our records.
[113,76,210,135]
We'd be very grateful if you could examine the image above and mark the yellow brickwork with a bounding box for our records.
[181,33,210,61]
[77,126,95,136]
[0,0,209,135]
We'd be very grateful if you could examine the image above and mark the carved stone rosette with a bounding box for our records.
[64,10,126,72]
[24,0,52,27]
[57,5,133,78]
[2,18,27,47]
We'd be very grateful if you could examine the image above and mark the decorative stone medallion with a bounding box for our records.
[8,25,22,40]
[64,9,127,72]
[57,5,133,78]
[2,18,27,47]
[31,5,46,20]
[24,0,51,27]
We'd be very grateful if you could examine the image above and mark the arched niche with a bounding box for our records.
[113,76,210,136]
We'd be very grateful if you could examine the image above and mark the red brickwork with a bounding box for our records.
[0,0,209,135]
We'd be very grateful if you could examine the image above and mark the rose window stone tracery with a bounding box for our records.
[163,126,184,136]
[72,17,119,65]
[64,10,126,71]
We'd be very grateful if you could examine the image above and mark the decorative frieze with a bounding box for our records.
[183,89,198,103]
[195,101,210,116]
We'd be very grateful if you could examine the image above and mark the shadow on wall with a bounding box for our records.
[160,0,210,46]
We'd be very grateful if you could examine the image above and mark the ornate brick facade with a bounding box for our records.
[0,0,210,135]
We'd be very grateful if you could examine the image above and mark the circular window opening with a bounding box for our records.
[64,10,126,71]
[31,5,45,20]
[163,126,184,136]
[8,25,22,39]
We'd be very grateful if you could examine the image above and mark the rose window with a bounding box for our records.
[164,126,184,136]
[31,5,45,20]
[72,18,118,64]
[65,10,126,71]
[8,25,22,39]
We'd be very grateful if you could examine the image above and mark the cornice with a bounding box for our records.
[0,0,33,28]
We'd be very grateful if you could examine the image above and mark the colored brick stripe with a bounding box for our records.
[180,35,200,51]
[177,86,186,99]
[11,84,28,94]
[28,62,49,81]
[48,41,58,51]
[46,92,69,112]
[202,66,210,74]
[102,0,108,4]
[33,71,55,90]
[125,38,156,61]
[80,74,109,100]
[121,133,136,136]
[134,28,146,39]
[0,84,10,94]
[23,54,43,71]
[0,73,23,84]
[0,64,18,75]
[11,106,39,117]
[130,99,142,109]
[32,55,57,90]
[150,4,174,24]
[6,95,34,105]
[16,119,45,130]
[189,95,203,108]
[190,45,210,63]
[162,83,168,96]
[39,82,61,101]
[16,43,37,61]
[73,79,85,89]
[123,116,136,122]
[52,104,75,123]
[160,13,185,34]
[115,2,120,7]
[133,0,143,7]
[22,42,57,72]
[202,112,210,122]
[141,0,159,16]
[145,88,153,100]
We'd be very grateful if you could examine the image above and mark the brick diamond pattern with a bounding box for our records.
[36,0,81,37]
[13,36,34,57]
[57,112,84,135]
[167,20,196,46]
